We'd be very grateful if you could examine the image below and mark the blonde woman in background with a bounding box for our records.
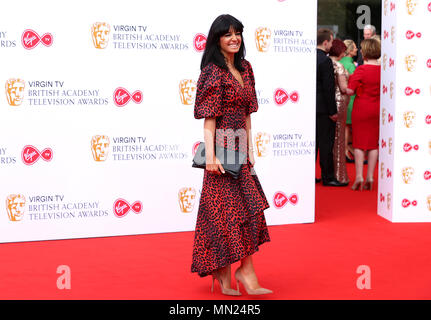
[339,39,357,163]
[371,35,381,64]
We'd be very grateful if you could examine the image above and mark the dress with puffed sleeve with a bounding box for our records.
[191,60,270,277]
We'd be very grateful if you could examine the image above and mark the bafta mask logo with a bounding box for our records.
[406,0,418,15]
[402,167,414,184]
[388,137,393,155]
[6,194,26,222]
[178,187,196,213]
[405,55,417,72]
[179,79,197,105]
[427,195,431,211]
[384,0,388,15]
[254,132,271,157]
[382,108,386,125]
[91,135,110,161]
[380,162,385,179]
[255,27,271,52]
[91,22,110,49]
[382,54,387,71]
[387,192,392,210]
[429,140,431,155]
[391,26,395,43]
[5,78,25,106]
[390,82,394,99]
[403,111,416,128]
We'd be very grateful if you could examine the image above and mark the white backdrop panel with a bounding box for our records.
[0,0,317,242]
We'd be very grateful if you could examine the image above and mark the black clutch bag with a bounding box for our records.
[192,142,247,179]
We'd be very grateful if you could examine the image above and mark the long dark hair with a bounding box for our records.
[200,14,246,71]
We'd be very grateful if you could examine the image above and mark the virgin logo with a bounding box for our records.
[113,87,143,107]
[427,59,431,68]
[425,171,431,180]
[384,30,389,39]
[426,115,431,124]
[113,199,142,218]
[403,143,419,152]
[406,31,421,39]
[273,88,299,106]
[193,33,207,52]
[192,141,200,156]
[405,87,420,96]
[386,168,392,178]
[379,193,385,202]
[390,2,395,11]
[383,85,388,94]
[402,199,417,208]
[388,113,393,123]
[21,145,53,165]
[428,2,431,11]
[389,58,395,67]
[21,29,53,50]
[273,191,298,209]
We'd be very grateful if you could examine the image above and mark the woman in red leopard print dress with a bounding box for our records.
[191,14,272,296]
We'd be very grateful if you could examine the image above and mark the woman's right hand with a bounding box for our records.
[206,156,225,175]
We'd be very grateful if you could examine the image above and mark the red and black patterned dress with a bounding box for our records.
[191,59,270,277]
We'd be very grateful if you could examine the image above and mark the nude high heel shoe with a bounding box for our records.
[234,268,273,295]
[211,272,241,296]
[363,179,374,191]
[351,177,364,191]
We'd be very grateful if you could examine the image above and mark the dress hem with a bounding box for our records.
[191,238,271,278]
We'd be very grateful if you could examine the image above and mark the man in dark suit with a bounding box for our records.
[316,28,347,187]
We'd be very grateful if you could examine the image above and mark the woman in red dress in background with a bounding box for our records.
[346,38,381,191]
[191,14,272,296]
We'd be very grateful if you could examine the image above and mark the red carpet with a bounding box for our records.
[1,162,431,300]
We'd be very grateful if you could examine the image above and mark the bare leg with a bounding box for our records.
[351,148,365,190]
[354,148,365,180]
[366,149,378,181]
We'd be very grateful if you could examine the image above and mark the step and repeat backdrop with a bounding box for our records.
[379,0,431,221]
[0,0,317,242]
